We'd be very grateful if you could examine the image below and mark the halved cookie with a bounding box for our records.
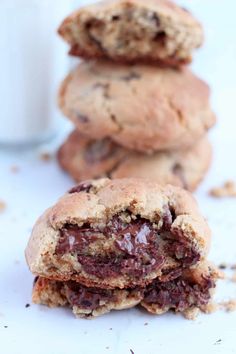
[32,262,219,318]
[58,61,215,153]
[58,0,203,66]
[58,130,212,191]
[25,178,211,289]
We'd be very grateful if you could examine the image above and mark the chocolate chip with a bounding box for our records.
[112,15,120,21]
[84,139,117,163]
[56,224,100,255]
[154,31,166,44]
[92,82,110,98]
[33,276,39,286]
[151,13,160,26]
[76,112,89,123]
[65,282,113,310]
[144,274,214,311]
[120,72,141,82]
[68,182,92,194]
[172,163,188,190]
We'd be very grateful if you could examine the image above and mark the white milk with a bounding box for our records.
[0,0,71,146]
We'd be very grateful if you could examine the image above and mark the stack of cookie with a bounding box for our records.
[57,0,215,191]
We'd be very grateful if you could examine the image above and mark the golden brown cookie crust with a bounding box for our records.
[58,0,203,66]
[57,131,212,191]
[58,61,216,153]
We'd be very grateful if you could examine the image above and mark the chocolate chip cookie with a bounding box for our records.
[58,0,203,66]
[25,178,210,290]
[58,130,212,191]
[32,261,219,318]
[58,61,215,153]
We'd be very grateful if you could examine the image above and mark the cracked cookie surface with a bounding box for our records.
[25,178,211,289]
[58,0,203,66]
[58,131,212,191]
[58,61,215,153]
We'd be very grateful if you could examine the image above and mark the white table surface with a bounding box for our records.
[1,1,236,353]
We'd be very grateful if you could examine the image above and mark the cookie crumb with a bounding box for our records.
[183,307,199,320]
[10,165,20,173]
[0,200,6,213]
[219,300,236,312]
[203,302,219,314]
[25,303,30,308]
[209,180,236,198]
[39,152,52,162]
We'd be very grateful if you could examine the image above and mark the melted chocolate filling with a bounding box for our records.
[144,275,214,311]
[55,211,200,280]
[64,282,114,310]
[84,139,117,163]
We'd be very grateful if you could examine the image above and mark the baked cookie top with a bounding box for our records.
[25,178,211,289]
[58,130,212,191]
[58,0,203,66]
[58,60,215,152]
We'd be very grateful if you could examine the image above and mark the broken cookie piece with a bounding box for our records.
[25,178,210,290]
[142,262,219,319]
[32,261,218,318]
[32,277,143,318]
[58,130,212,191]
[58,0,203,66]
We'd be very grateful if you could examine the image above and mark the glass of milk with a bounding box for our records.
[0,0,71,146]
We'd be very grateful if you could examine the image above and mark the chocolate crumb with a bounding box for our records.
[10,165,20,173]
[4,326,8,328]
[105,347,109,350]
[214,339,222,345]
[144,322,148,326]
[209,180,236,198]
[218,263,227,270]
[109,327,113,330]
[130,350,135,354]
[0,200,6,213]
[25,303,30,308]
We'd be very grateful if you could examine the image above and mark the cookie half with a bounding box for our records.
[32,262,219,318]
[58,61,216,153]
[58,130,212,191]
[25,178,211,289]
[58,0,203,66]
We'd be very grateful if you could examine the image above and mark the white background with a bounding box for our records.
[0,1,236,354]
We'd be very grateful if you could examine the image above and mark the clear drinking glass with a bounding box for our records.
[0,0,71,147]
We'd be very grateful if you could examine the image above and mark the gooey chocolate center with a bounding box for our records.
[55,211,200,280]
[144,275,214,312]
